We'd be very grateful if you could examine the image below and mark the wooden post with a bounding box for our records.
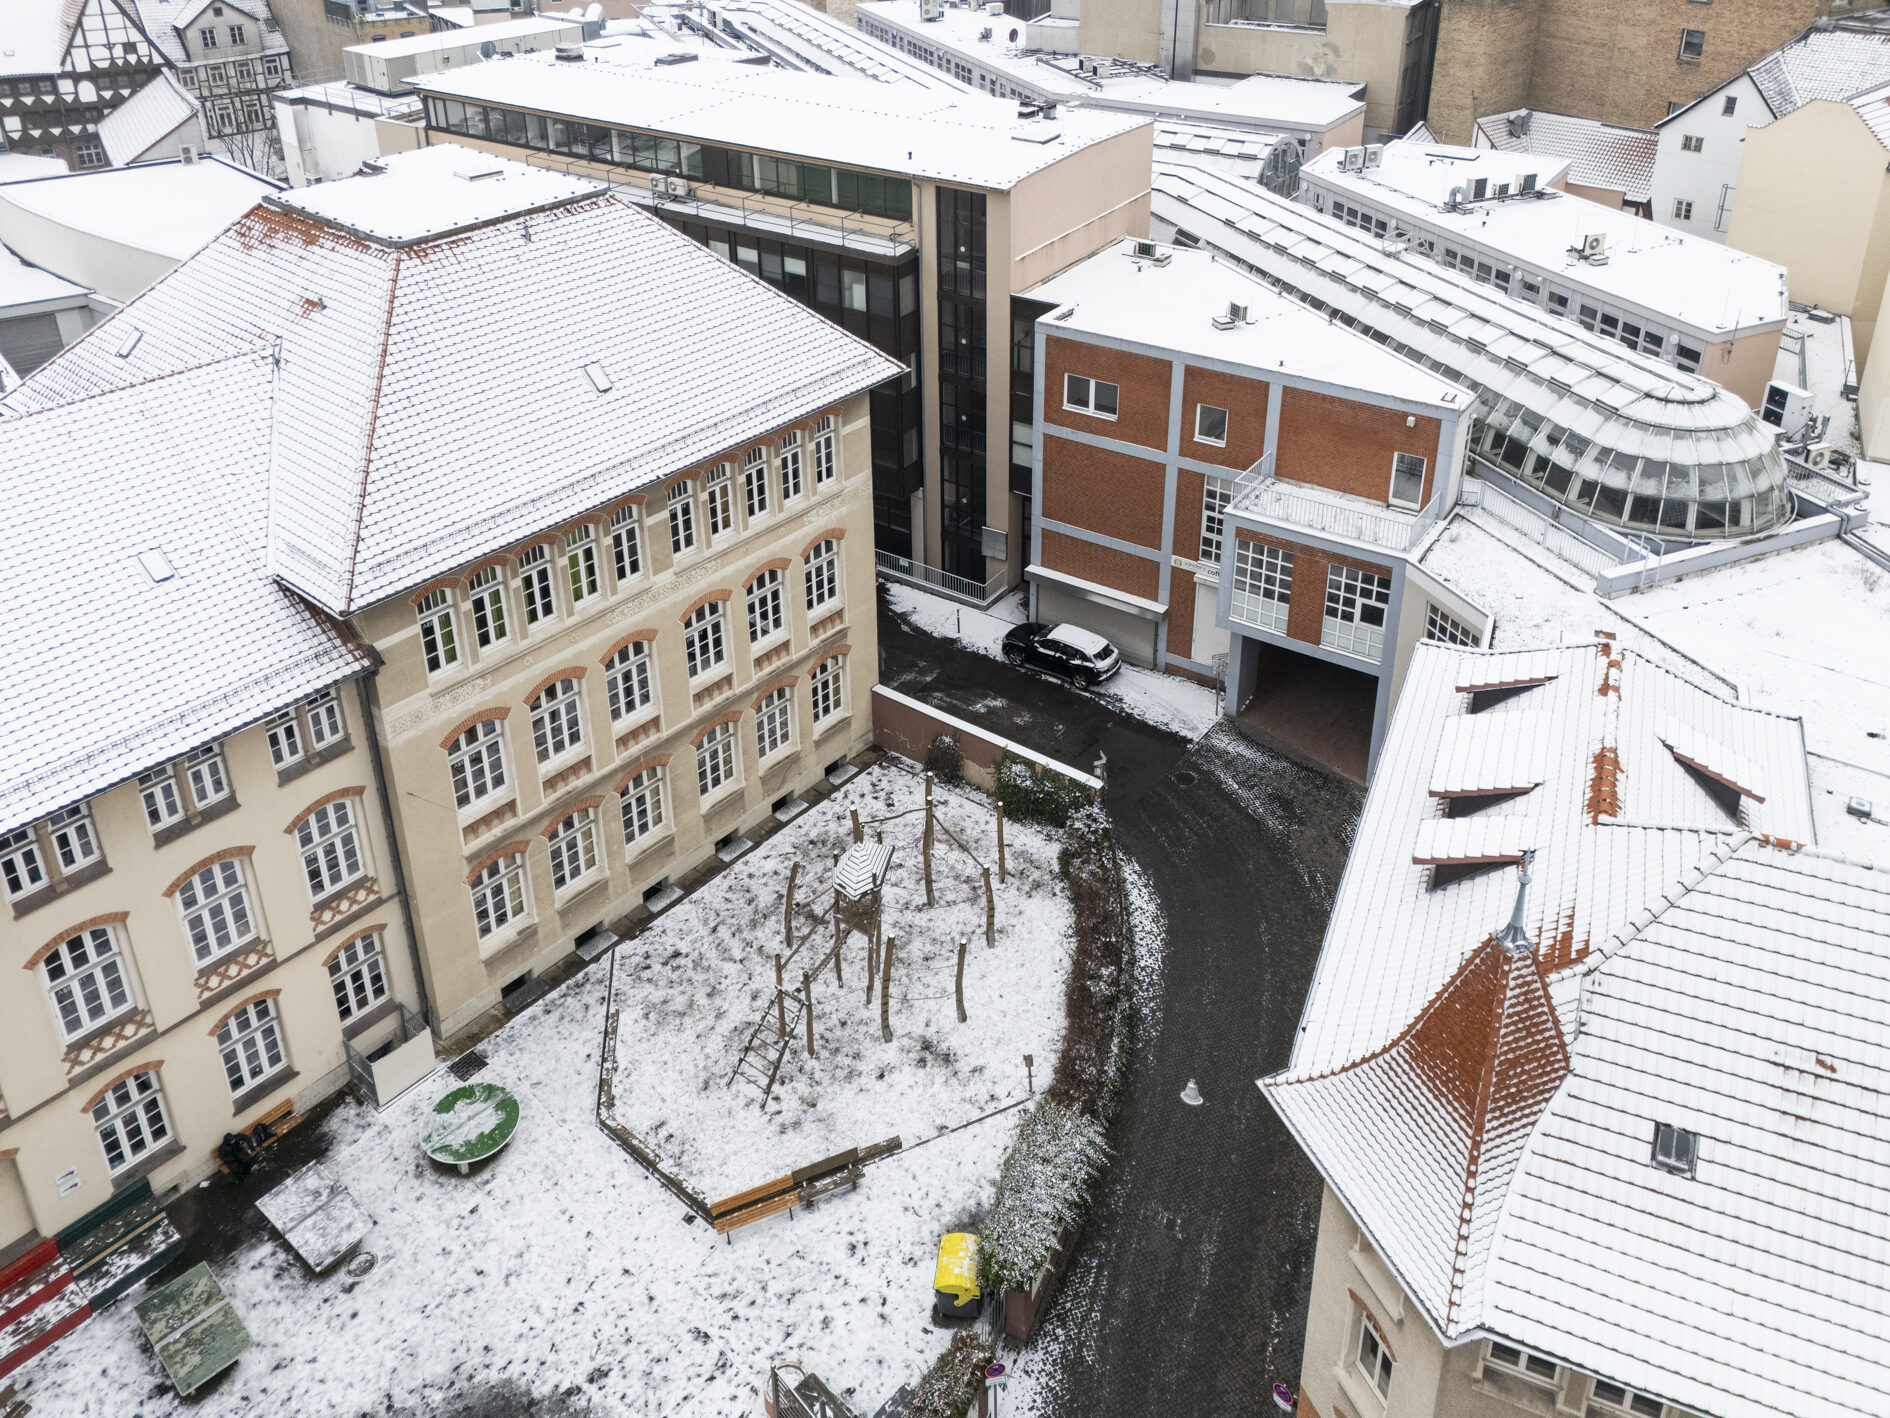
[996,800,1007,883]
[775,954,786,1039]
[865,916,879,1005]
[834,931,844,987]
[803,972,815,1058]
[983,867,995,950]
[850,808,862,844]
[783,861,799,958]
[954,941,968,1023]
[879,936,895,1042]
[923,773,935,907]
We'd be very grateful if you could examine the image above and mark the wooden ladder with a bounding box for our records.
[725,988,803,1109]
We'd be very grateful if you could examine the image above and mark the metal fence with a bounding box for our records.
[343,1002,428,1108]
[875,549,1011,607]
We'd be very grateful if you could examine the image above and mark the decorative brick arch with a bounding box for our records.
[521,666,589,708]
[743,558,793,588]
[407,574,464,607]
[81,1059,165,1115]
[461,553,514,581]
[751,675,801,710]
[613,753,673,794]
[320,924,387,969]
[206,988,283,1038]
[439,706,512,751]
[663,469,696,493]
[28,911,129,971]
[691,710,745,746]
[541,795,607,838]
[1348,1291,1396,1362]
[465,839,534,884]
[602,492,647,520]
[559,512,608,540]
[163,846,256,899]
[284,785,366,836]
[679,589,734,622]
[599,629,660,666]
[799,528,848,559]
[823,644,853,660]
[508,531,564,559]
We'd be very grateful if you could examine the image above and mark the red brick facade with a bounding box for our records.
[1042,336,1171,451]
[1041,436,1166,551]
[1276,387,1441,506]
[1180,365,1270,470]
[1040,529,1161,602]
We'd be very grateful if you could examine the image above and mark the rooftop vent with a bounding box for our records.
[583,361,612,394]
[1129,239,1170,265]
[454,165,503,181]
[137,549,175,584]
[1651,1123,1699,1177]
[554,42,584,60]
[1227,300,1249,323]
[1519,171,1537,193]
[114,327,143,359]
[1579,232,1608,259]
[653,50,697,64]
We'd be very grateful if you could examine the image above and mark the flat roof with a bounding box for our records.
[0,241,90,311]
[276,79,426,117]
[413,49,1151,189]
[344,14,578,58]
[0,157,281,260]
[1302,139,1789,336]
[1029,237,1469,411]
[271,143,603,244]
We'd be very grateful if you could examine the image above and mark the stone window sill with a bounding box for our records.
[275,736,353,788]
[150,793,241,849]
[110,1137,186,1194]
[231,1067,299,1119]
[340,995,399,1042]
[478,921,537,963]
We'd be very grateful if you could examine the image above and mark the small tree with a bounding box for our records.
[924,732,965,784]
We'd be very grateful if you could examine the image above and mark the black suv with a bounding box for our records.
[1001,622,1123,686]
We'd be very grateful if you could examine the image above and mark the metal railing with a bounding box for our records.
[343,1002,428,1108]
[875,549,1010,607]
[1230,454,1439,553]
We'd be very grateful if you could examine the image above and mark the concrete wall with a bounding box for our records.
[870,685,1104,793]
[1195,1,1428,139]
[275,92,425,186]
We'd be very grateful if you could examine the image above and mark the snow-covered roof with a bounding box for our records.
[96,71,200,167]
[4,145,903,617]
[1748,16,1890,121]
[0,153,69,182]
[343,13,573,57]
[0,0,89,76]
[0,351,371,836]
[1300,139,1788,338]
[1257,641,1890,1418]
[1472,110,1656,204]
[0,241,91,312]
[411,46,1152,190]
[133,0,289,67]
[0,156,280,260]
[1027,237,1469,413]
[691,0,966,91]
[1848,78,1890,151]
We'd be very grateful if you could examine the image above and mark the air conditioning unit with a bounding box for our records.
[1227,300,1249,323]
[1519,171,1537,193]
[1760,379,1812,431]
[921,0,943,21]
[979,26,992,39]
[1581,232,1607,258]
[178,144,198,164]
[1210,313,1238,330]
[985,1,1004,12]
[1805,442,1834,471]
[1363,144,1382,169]
[1341,146,1365,172]
[663,174,693,197]
[1133,239,1157,257]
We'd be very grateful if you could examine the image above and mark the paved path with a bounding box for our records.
[878,595,1362,1417]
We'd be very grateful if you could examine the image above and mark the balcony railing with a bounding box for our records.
[1229,455,1439,553]
[875,549,1010,607]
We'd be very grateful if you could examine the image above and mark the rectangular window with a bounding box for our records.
[747,568,785,643]
[705,467,734,537]
[1676,342,1703,371]
[139,766,184,830]
[743,447,770,519]
[605,642,654,721]
[755,686,793,759]
[417,588,459,672]
[1231,541,1292,632]
[621,766,666,845]
[266,708,304,767]
[1199,476,1234,564]
[1548,291,1569,313]
[1389,452,1427,509]
[803,538,841,610]
[1652,1121,1699,1176]
[177,858,258,965]
[185,744,231,810]
[1486,1342,1557,1384]
[48,805,99,875]
[297,799,365,900]
[547,808,601,891]
[667,480,696,555]
[529,678,585,763]
[44,924,133,1040]
[1357,1320,1394,1399]
[469,566,509,648]
[470,852,528,938]
[1425,604,1481,646]
[609,505,642,583]
[696,719,737,797]
[217,998,286,1094]
[0,825,45,900]
[812,416,836,484]
[1672,199,1694,221]
[1679,27,1705,59]
[329,933,388,1023]
[230,23,245,42]
[779,432,803,501]
[1680,134,1703,153]
[1194,404,1228,446]
[1063,373,1119,419]
[1323,565,1392,660]
[1722,94,1737,116]
[518,544,556,625]
[842,268,867,312]
[565,525,599,605]
[1591,1381,1665,1418]
[684,601,726,679]
[447,718,509,808]
[200,25,218,45]
[93,1071,169,1173]
[305,689,345,750]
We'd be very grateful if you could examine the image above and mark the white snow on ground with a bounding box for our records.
[883,584,1220,741]
[14,768,1073,1418]
[1122,859,1166,1044]
[605,761,1073,1200]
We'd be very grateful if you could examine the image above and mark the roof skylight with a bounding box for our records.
[583,362,613,394]
[1650,1123,1699,1177]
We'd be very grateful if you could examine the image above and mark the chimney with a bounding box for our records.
[1494,851,1535,956]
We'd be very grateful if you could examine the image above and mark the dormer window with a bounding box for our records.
[1651,1122,1698,1177]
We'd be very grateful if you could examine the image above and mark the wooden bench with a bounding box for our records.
[56,1176,183,1312]
[217,1099,303,1175]
[708,1174,797,1237]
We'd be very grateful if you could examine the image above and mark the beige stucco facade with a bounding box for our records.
[0,681,423,1253]
[357,393,881,1042]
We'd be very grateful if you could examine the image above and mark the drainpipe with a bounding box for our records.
[355,671,435,1033]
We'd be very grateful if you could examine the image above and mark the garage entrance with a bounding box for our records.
[1232,639,1376,786]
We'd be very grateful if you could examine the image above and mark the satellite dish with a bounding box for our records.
[478,38,496,58]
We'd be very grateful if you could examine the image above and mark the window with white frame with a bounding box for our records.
[812,416,836,484]
[1,826,47,900]
[605,642,654,722]
[328,932,388,1023]
[1356,1316,1394,1399]
[217,997,286,1094]
[621,766,666,845]
[306,689,345,751]
[1590,1380,1665,1417]
[1425,604,1481,646]
[779,432,803,501]
[139,765,184,830]
[1679,26,1704,59]
[755,686,793,759]
[266,707,304,767]
[546,808,601,890]
[1323,565,1392,659]
[177,858,259,965]
[447,718,509,808]
[668,480,697,555]
[1680,133,1703,153]
[1195,404,1228,446]
[1389,452,1426,509]
[743,447,770,519]
[93,1069,170,1172]
[1199,476,1234,564]
[803,538,841,611]
[470,851,528,938]
[518,544,556,625]
[697,719,737,797]
[1063,373,1119,418]
[610,504,642,583]
[810,655,845,724]
[684,601,727,679]
[43,923,133,1040]
[1230,540,1292,631]
[1485,1341,1557,1385]
[185,744,231,810]
[747,569,785,643]
[417,588,459,673]
[1672,199,1693,221]
[47,805,99,876]
[297,799,365,900]
[1721,94,1737,116]
[529,679,585,763]
[468,566,509,648]
[705,466,734,538]
[566,524,600,605]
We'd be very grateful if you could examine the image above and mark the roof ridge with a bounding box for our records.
[0,344,273,420]
[336,249,406,613]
